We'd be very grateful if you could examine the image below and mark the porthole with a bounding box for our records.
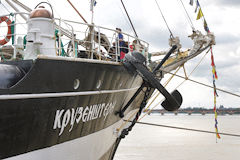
[96,80,102,89]
[73,79,80,90]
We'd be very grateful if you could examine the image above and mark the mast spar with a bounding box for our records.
[67,0,88,23]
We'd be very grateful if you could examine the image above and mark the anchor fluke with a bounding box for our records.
[161,89,182,111]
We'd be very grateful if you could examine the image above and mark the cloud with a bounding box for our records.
[216,34,240,45]
[138,28,171,49]
[215,0,240,6]
[185,51,240,93]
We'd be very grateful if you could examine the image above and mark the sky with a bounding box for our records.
[0,0,240,108]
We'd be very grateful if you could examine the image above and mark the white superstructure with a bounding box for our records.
[24,16,55,59]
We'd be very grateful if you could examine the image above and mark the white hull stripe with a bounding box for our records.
[4,109,139,160]
[4,120,122,160]
[38,55,121,65]
[0,86,141,100]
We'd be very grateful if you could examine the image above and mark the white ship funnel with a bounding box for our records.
[24,6,55,60]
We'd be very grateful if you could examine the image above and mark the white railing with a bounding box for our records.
[0,12,28,60]
[0,12,149,62]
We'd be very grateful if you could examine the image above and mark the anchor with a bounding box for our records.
[117,45,182,118]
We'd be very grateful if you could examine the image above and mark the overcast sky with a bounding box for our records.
[1,0,240,108]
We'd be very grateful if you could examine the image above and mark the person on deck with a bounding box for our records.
[116,28,126,60]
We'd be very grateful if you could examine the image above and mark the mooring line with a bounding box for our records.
[124,120,240,138]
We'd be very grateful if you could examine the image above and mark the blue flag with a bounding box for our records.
[195,0,200,13]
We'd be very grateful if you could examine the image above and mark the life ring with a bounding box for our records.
[0,16,12,45]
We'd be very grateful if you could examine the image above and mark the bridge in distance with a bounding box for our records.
[144,108,240,115]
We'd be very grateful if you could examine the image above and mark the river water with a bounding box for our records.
[115,114,240,160]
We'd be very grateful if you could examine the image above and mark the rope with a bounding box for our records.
[165,71,240,98]
[174,48,209,89]
[46,0,73,32]
[117,50,240,141]
[11,20,15,45]
[131,121,240,138]
[178,0,195,30]
[149,90,158,100]
[117,109,138,132]
[1,52,7,61]
[1,1,11,13]
[118,64,183,130]
[1,1,27,31]
[120,0,138,38]
[154,0,174,38]
[116,1,133,34]
[117,86,151,132]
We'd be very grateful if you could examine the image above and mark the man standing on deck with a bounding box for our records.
[116,28,126,60]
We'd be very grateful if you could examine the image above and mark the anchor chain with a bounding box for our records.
[120,86,152,138]
[110,85,152,160]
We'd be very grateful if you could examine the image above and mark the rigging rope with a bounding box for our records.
[143,55,240,117]
[154,0,174,38]
[120,0,138,38]
[162,69,240,98]
[116,1,133,33]
[130,121,240,138]
[1,1,11,13]
[140,49,210,120]
[119,65,182,131]
[174,48,209,89]
[1,1,27,31]
[50,0,74,31]
[118,49,239,139]
[178,0,195,30]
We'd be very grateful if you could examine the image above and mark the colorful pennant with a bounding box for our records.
[190,0,210,33]
[196,8,203,20]
[190,0,219,140]
[211,47,220,140]
[211,50,218,79]
[204,20,210,32]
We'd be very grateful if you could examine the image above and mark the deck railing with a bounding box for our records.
[0,12,149,62]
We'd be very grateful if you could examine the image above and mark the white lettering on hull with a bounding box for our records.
[53,102,116,136]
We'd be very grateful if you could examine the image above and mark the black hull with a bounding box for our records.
[0,57,146,159]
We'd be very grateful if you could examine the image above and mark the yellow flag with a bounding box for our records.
[196,8,203,20]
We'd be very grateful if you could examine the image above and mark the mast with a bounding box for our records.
[89,0,96,59]
[90,0,95,24]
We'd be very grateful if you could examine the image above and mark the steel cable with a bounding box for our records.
[179,0,195,30]
[154,0,174,38]
[132,121,240,138]
[161,69,240,98]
